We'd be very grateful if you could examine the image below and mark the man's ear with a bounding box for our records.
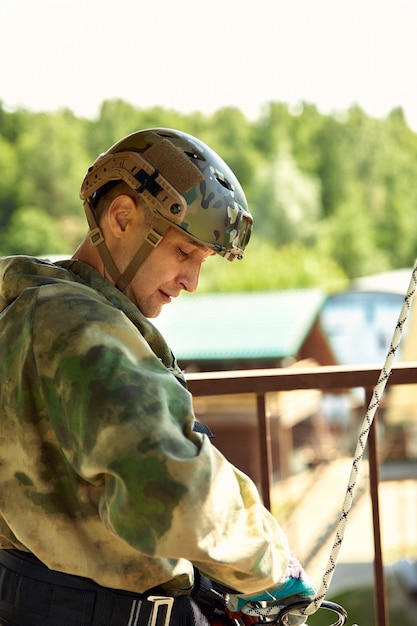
[105,195,139,239]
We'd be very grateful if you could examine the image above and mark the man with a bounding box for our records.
[0,128,314,625]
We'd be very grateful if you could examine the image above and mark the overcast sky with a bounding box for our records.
[1,0,417,129]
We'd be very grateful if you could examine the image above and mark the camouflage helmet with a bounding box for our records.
[80,128,253,292]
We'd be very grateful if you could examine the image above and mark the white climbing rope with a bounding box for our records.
[305,260,417,616]
[243,261,417,622]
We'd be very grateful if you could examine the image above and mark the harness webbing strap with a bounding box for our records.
[0,549,195,626]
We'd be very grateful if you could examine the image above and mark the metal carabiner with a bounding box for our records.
[275,600,350,626]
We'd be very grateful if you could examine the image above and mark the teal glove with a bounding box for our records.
[227,555,316,625]
[232,576,315,611]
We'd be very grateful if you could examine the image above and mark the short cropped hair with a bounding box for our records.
[92,181,154,227]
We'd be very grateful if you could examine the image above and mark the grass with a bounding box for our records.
[302,574,414,626]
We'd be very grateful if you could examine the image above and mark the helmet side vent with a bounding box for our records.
[214,170,234,192]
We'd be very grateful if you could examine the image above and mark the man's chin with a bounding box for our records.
[145,304,164,319]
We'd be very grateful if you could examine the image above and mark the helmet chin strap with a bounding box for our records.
[115,219,169,292]
[83,198,170,294]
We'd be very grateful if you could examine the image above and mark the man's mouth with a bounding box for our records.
[159,290,173,304]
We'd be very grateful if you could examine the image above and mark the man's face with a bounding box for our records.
[128,227,214,318]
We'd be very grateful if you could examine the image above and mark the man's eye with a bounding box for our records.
[179,248,189,257]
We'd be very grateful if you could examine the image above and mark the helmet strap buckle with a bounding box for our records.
[89,226,105,248]
[145,228,163,248]
[115,220,169,293]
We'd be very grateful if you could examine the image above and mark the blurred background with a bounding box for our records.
[2,1,417,623]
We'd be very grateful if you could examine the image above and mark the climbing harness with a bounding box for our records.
[240,262,417,625]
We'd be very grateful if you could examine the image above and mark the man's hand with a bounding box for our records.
[226,554,316,625]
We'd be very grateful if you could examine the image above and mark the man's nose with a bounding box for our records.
[179,261,201,293]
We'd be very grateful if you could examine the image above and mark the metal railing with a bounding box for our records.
[187,361,417,626]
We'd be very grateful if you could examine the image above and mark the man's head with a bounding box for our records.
[78,128,253,315]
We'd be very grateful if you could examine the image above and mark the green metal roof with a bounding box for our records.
[153,289,325,361]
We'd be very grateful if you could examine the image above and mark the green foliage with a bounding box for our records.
[0,205,68,256]
[248,142,322,246]
[14,110,89,219]
[199,107,258,186]
[306,578,414,626]
[0,135,19,228]
[197,236,348,294]
[0,100,29,142]
[316,184,392,277]
[85,100,199,159]
[1,99,417,286]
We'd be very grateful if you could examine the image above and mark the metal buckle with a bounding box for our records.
[147,595,174,626]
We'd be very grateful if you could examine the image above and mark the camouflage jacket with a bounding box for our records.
[0,255,290,595]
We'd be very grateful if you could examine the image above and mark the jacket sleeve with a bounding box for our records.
[34,286,291,594]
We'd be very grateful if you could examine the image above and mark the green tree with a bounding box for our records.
[252,101,292,159]
[2,98,417,284]
[317,184,391,278]
[201,107,258,187]
[86,99,146,158]
[0,135,19,228]
[249,143,321,246]
[0,205,68,256]
[197,235,347,293]
[313,115,351,218]
[0,101,29,143]
[86,100,193,159]
[285,101,324,174]
[378,108,417,266]
[15,110,89,218]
